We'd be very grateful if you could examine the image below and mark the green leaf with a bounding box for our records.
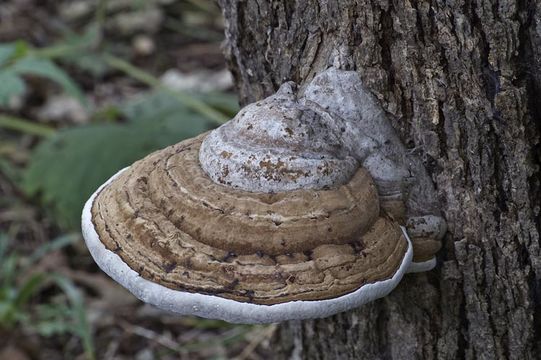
[120,90,191,121]
[194,91,239,118]
[121,90,239,123]
[0,253,17,289]
[23,99,215,229]
[67,53,108,77]
[0,44,16,67]
[0,158,23,185]
[60,25,109,77]
[0,233,8,262]
[10,57,86,106]
[61,23,101,51]
[0,71,25,106]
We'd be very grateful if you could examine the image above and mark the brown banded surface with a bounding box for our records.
[91,134,408,304]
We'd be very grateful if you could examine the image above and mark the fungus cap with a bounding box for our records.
[81,71,443,324]
[82,134,413,323]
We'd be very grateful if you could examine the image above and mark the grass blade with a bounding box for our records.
[0,114,55,137]
[27,234,79,266]
[51,274,96,360]
[14,273,46,308]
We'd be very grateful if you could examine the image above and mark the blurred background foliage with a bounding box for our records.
[0,1,275,359]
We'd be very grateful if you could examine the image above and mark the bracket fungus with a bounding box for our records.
[82,67,446,324]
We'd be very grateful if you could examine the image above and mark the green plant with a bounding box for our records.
[0,42,86,107]
[0,233,96,360]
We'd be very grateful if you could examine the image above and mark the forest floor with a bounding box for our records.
[0,1,274,359]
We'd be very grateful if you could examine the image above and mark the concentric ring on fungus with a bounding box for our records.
[89,133,408,305]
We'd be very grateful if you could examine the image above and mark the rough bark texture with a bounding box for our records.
[218,0,541,359]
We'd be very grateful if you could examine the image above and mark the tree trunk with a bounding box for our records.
[218,1,541,359]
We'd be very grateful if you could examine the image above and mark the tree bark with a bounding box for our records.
[218,1,541,359]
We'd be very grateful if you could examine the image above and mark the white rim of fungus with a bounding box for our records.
[82,167,415,324]
[407,258,437,273]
